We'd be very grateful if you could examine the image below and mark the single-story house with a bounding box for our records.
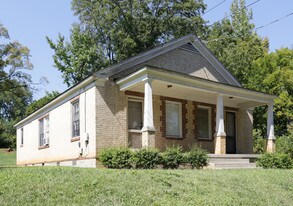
[15,34,277,168]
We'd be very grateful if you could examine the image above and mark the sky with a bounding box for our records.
[0,0,292,100]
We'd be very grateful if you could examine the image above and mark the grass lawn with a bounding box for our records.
[0,167,292,206]
[0,149,16,167]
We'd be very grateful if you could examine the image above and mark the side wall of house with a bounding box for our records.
[16,86,97,167]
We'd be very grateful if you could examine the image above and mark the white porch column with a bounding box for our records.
[215,94,226,154]
[266,102,276,153]
[141,79,155,147]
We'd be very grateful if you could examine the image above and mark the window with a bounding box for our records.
[128,100,143,130]
[166,101,182,137]
[197,106,212,139]
[72,100,80,137]
[20,128,24,146]
[39,116,49,146]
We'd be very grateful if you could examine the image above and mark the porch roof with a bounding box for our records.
[116,66,277,109]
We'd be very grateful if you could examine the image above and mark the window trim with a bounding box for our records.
[165,100,183,138]
[128,98,144,132]
[39,115,50,147]
[20,128,24,147]
[71,99,80,139]
[197,105,212,140]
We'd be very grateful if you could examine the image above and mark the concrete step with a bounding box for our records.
[214,163,257,167]
[209,158,250,163]
[207,154,260,169]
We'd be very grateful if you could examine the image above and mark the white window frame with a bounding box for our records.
[166,100,182,138]
[39,115,50,146]
[197,105,212,140]
[71,100,80,138]
[20,128,24,146]
[128,98,144,132]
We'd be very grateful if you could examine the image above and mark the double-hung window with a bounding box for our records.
[72,100,80,137]
[197,106,212,140]
[166,101,182,138]
[39,116,49,146]
[128,99,143,130]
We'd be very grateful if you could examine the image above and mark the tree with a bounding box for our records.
[250,48,293,137]
[47,0,208,86]
[0,23,34,148]
[206,0,269,86]
[25,91,60,116]
[0,24,34,93]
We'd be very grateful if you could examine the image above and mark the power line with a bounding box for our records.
[207,0,261,27]
[256,12,293,30]
[202,0,227,16]
[204,11,293,43]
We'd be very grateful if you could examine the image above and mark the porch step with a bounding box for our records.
[209,158,250,163]
[207,154,260,169]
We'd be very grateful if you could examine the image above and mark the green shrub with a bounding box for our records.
[277,134,293,158]
[132,148,162,169]
[99,147,133,169]
[187,146,208,169]
[162,146,184,169]
[253,130,265,154]
[257,153,293,169]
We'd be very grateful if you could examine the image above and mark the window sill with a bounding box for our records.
[166,136,183,140]
[38,145,49,150]
[20,145,23,148]
[71,137,80,142]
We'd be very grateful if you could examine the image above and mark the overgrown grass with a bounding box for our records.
[0,149,16,167]
[0,167,292,206]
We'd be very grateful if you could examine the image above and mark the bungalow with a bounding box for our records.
[15,34,277,168]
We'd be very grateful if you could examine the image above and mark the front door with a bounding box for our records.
[226,111,236,154]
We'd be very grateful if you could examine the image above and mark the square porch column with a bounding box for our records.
[266,102,276,153]
[141,79,156,148]
[215,94,226,154]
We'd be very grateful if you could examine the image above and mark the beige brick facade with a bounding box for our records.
[96,80,128,153]
[116,91,254,154]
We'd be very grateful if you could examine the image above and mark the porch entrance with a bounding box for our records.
[226,111,236,154]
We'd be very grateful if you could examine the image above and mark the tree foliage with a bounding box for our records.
[0,23,33,148]
[206,0,293,138]
[25,91,60,116]
[250,48,293,136]
[206,0,268,86]
[47,0,208,86]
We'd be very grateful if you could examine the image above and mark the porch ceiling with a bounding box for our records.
[116,66,277,109]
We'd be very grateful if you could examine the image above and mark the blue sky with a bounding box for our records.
[0,0,292,100]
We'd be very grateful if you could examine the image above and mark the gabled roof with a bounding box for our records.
[94,34,242,87]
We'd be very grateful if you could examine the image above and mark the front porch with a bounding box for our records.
[117,66,277,154]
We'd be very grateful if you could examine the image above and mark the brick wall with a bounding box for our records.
[97,88,253,154]
[96,80,128,153]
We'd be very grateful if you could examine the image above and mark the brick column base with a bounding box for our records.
[214,135,226,154]
[266,139,276,153]
[142,131,155,148]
